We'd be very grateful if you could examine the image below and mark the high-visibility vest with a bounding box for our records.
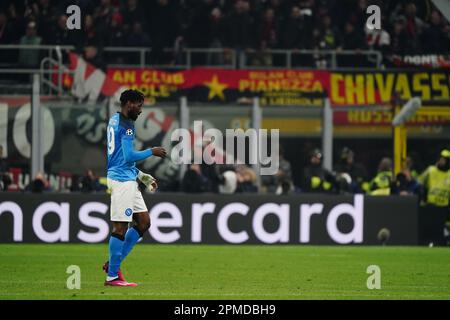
[419,166,450,207]
[369,171,392,196]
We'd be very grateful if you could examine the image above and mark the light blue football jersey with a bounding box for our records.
[107,112,151,181]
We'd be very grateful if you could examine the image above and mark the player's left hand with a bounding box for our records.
[138,171,157,192]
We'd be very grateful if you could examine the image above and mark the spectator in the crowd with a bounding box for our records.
[400,2,427,53]
[201,163,223,194]
[405,155,420,179]
[391,169,420,196]
[52,15,69,45]
[4,2,25,44]
[368,157,393,195]
[186,0,214,49]
[261,145,293,194]
[126,22,151,48]
[301,149,336,193]
[18,21,42,68]
[225,0,255,51]
[80,169,107,193]
[206,7,228,65]
[122,0,146,34]
[422,10,447,54]
[316,14,340,50]
[106,12,125,47]
[417,149,450,246]
[258,8,279,49]
[338,21,367,67]
[181,164,210,193]
[390,17,408,55]
[339,22,366,51]
[83,45,106,71]
[249,6,282,67]
[236,166,258,193]
[0,12,14,44]
[93,0,115,41]
[276,145,294,194]
[26,172,51,193]
[70,174,81,192]
[366,14,391,59]
[311,14,340,68]
[0,146,12,191]
[36,0,57,44]
[149,0,182,64]
[249,40,273,66]
[334,147,368,194]
[0,12,15,65]
[282,5,312,50]
[105,12,126,63]
[81,14,101,47]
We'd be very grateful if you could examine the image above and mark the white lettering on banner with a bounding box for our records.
[12,103,55,158]
[77,202,109,243]
[191,203,215,242]
[299,203,324,243]
[0,103,8,156]
[252,203,289,243]
[0,196,367,244]
[32,202,70,242]
[326,195,364,244]
[0,201,23,241]
[149,202,183,243]
[217,203,249,243]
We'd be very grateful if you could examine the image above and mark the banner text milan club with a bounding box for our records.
[64,53,450,107]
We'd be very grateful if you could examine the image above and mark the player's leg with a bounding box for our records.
[107,221,128,280]
[104,179,137,286]
[121,185,150,261]
[121,211,150,261]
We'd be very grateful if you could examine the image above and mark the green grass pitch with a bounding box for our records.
[0,244,449,300]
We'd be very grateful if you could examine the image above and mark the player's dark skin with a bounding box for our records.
[112,100,167,237]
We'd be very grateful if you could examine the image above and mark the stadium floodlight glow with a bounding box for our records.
[392,97,422,126]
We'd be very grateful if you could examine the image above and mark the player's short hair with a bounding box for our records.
[119,89,144,107]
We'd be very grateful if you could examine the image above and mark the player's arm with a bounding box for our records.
[121,137,153,163]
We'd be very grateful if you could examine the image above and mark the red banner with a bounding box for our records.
[107,68,330,106]
[59,53,450,109]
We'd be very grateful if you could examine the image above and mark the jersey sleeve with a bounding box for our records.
[120,127,153,163]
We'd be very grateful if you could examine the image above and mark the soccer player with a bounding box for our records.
[103,89,167,286]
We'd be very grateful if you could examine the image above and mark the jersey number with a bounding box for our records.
[107,126,115,155]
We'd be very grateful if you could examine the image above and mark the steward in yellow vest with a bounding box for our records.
[418,150,450,207]
[369,157,393,196]
[417,149,450,246]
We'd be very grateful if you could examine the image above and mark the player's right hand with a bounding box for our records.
[151,147,167,158]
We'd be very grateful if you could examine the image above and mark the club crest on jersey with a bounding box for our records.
[126,129,133,136]
[125,208,133,216]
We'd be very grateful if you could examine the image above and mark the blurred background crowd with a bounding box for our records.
[1,143,449,207]
[0,0,449,68]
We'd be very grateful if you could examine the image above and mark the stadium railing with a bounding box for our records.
[0,44,383,69]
